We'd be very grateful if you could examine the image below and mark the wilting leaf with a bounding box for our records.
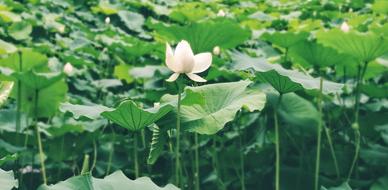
[147,124,167,165]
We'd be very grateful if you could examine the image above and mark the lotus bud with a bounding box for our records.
[63,62,74,75]
[58,25,65,33]
[217,10,226,17]
[105,17,110,24]
[213,46,221,55]
[340,22,350,32]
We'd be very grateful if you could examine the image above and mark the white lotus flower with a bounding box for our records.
[105,17,110,24]
[217,10,226,17]
[340,22,350,32]
[213,46,220,55]
[165,40,212,82]
[63,62,74,75]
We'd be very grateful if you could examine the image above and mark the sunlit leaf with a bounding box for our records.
[118,11,145,33]
[8,21,32,40]
[0,169,18,190]
[0,81,14,107]
[162,80,266,135]
[0,39,17,55]
[151,19,250,53]
[316,29,388,63]
[60,102,112,120]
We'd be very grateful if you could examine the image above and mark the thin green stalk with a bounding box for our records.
[16,50,22,133]
[34,89,47,185]
[238,124,246,190]
[91,139,97,174]
[194,133,200,190]
[283,48,289,64]
[347,62,367,181]
[314,77,324,190]
[324,127,340,179]
[106,126,115,175]
[274,93,283,190]
[175,85,182,186]
[141,130,146,149]
[134,132,139,178]
[213,137,225,190]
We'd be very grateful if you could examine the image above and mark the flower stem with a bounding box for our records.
[175,85,182,186]
[274,93,283,190]
[314,77,324,190]
[194,133,200,190]
[34,89,47,185]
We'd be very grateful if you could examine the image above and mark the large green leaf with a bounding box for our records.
[0,110,27,132]
[8,21,32,40]
[0,169,18,190]
[316,29,388,63]
[162,80,266,135]
[21,80,68,118]
[0,81,13,107]
[101,100,174,131]
[60,102,112,120]
[261,31,309,49]
[13,70,64,90]
[278,93,319,133]
[118,11,145,33]
[289,40,354,68]
[0,39,17,55]
[371,176,388,190]
[0,48,48,74]
[150,19,251,53]
[38,170,179,190]
[232,52,344,94]
[321,183,352,190]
